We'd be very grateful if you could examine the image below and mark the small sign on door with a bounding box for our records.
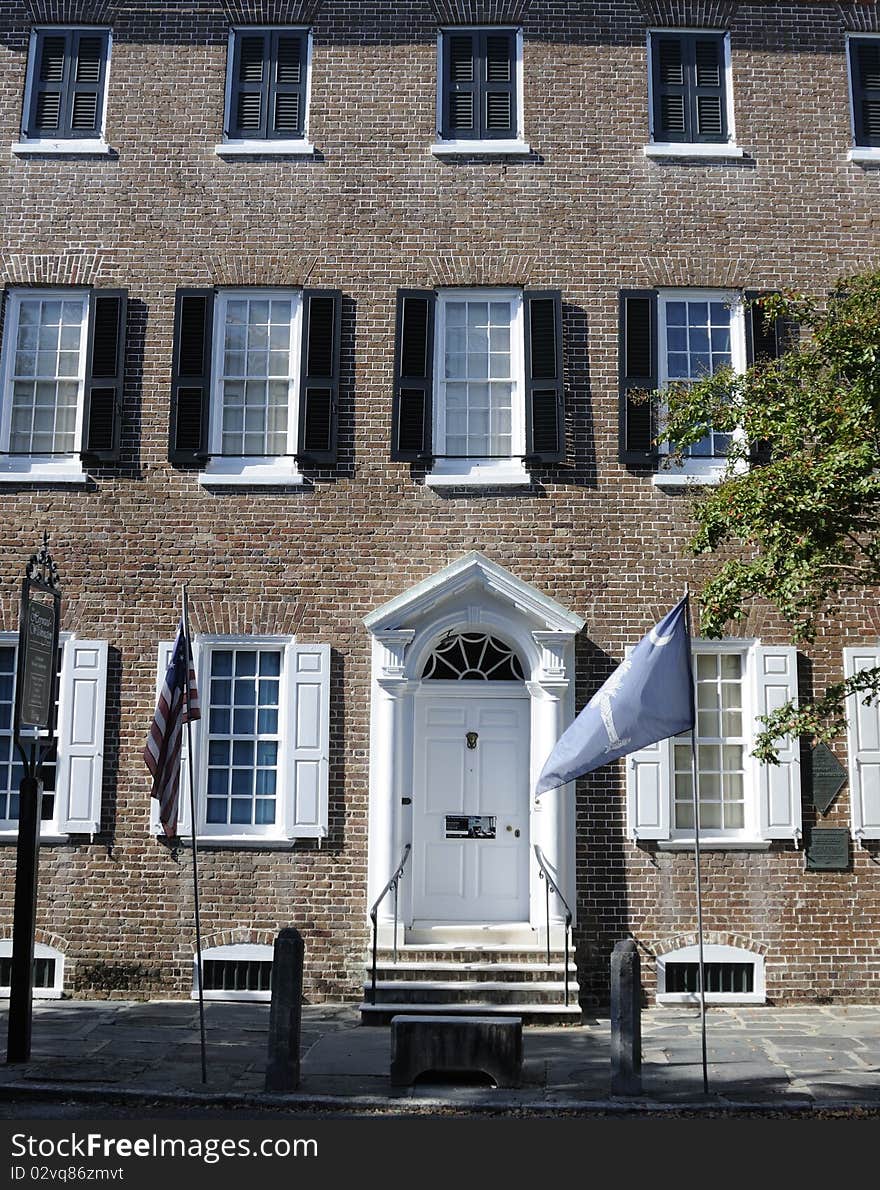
[445,815,496,839]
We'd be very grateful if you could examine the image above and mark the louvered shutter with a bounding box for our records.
[229,31,269,138]
[652,33,726,144]
[26,30,108,139]
[81,289,126,462]
[283,643,330,839]
[851,39,880,148]
[68,32,107,136]
[744,290,797,464]
[443,32,478,138]
[297,289,341,465]
[57,639,108,835]
[269,31,307,138]
[170,289,214,465]
[29,31,70,135]
[626,737,673,840]
[149,640,195,836]
[482,31,516,139]
[753,646,801,842]
[844,648,880,840]
[524,290,564,463]
[653,34,688,142]
[391,289,435,461]
[692,37,727,143]
[619,290,657,464]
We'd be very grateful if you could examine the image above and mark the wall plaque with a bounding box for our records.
[810,742,847,815]
[18,598,56,729]
[445,815,496,839]
[805,827,850,872]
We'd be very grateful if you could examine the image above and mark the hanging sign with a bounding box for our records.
[18,597,56,729]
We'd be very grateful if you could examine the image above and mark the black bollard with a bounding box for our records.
[610,938,642,1096]
[264,928,305,1093]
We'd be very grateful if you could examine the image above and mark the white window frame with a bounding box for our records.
[200,287,305,487]
[653,287,748,489]
[846,32,880,164]
[14,26,113,156]
[656,943,765,1005]
[431,26,531,157]
[428,286,530,488]
[215,26,316,157]
[192,943,273,1002]
[0,940,65,999]
[644,28,742,160]
[670,639,760,845]
[0,287,89,484]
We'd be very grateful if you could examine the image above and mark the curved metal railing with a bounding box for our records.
[534,844,574,1007]
[368,843,412,1006]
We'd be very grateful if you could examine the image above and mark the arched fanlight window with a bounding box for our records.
[422,633,525,681]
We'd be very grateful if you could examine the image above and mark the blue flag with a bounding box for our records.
[535,597,695,795]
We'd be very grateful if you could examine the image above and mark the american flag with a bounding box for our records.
[144,619,201,838]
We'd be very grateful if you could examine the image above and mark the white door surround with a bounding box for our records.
[364,552,585,949]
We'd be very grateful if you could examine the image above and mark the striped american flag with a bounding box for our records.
[144,620,200,838]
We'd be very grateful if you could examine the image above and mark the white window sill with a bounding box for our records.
[657,839,772,851]
[167,833,324,849]
[0,833,69,845]
[0,461,87,485]
[430,139,532,158]
[651,469,725,489]
[214,139,316,157]
[191,989,271,1002]
[643,142,744,160]
[198,459,305,488]
[848,146,880,164]
[13,139,113,156]
[426,460,532,488]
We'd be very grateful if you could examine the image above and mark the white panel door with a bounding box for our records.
[412,694,530,922]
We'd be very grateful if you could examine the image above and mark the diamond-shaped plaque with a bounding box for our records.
[811,742,847,815]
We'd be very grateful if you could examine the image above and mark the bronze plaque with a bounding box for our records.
[805,827,850,872]
[18,598,56,729]
[811,742,847,815]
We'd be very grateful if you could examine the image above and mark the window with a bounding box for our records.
[432,27,529,155]
[152,637,330,843]
[0,287,127,481]
[618,287,785,484]
[645,30,741,159]
[656,944,765,1005]
[0,635,109,840]
[169,287,341,484]
[391,287,564,485]
[217,27,313,155]
[847,35,880,161]
[17,27,111,153]
[844,648,880,840]
[626,641,801,846]
[0,941,65,999]
[193,944,273,1002]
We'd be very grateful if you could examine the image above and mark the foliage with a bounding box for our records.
[658,270,880,760]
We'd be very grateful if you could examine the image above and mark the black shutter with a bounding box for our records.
[268,31,307,139]
[297,289,341,465]
[524,290,564,463]
[482,31,516,139]
[81,289,126,462]
[29,31,71,135]
[391,290,435,461]
[619,290,657,464]
[744,290,798,465]
[653,34,688,142]
[69,31,107,136]
[652,33,727,144]
[27,30,108,139]
[443,32,478,138]
[229,31,269,138]
[692,37,727,143]
[851,39,880,147]
[170,289,213,466]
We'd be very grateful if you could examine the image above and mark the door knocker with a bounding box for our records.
[466,731,479,750]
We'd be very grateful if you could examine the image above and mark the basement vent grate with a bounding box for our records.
[664,961,754,995]
[0,957,57,992]
[202,958,272,994]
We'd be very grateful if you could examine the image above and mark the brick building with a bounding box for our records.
[0,0,878,1017]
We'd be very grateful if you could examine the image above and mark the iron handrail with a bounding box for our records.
[533,844,574,1007]
[368,843,412,1006]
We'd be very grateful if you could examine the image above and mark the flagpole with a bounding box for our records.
[182,584,207,1085]
[685,586,710,1095]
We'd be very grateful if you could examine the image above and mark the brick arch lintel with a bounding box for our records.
[837,3,880,34]
[219,1,327,24]
[0,926,68,954]
[206,254,323,288]
[421,252,543,288]
[647,931,768,957]
[192,928,279,954]
[0,251,110,287]
[183,598,306,638]
[428,2,535,24]
[633,2,739,27]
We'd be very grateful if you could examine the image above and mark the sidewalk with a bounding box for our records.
[1,1001,879,1114]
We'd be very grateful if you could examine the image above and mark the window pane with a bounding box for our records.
[9,294,86,454]
[220,295,295,455]
[442,296,515,458]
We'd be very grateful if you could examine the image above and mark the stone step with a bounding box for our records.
[369,962,577,983]
[374,948,574,965]
[360,1001,583,1027]
[362,980,572,1005]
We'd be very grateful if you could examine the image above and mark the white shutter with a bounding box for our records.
[58,639,108,835]
[626,736,672,840]
[148,640,194,837]
[753,645,801,842]
[844,648,880,841]
[283,642,330,839]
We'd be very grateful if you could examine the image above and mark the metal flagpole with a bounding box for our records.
[685,586,710,1095]
[182,584,207,1085]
